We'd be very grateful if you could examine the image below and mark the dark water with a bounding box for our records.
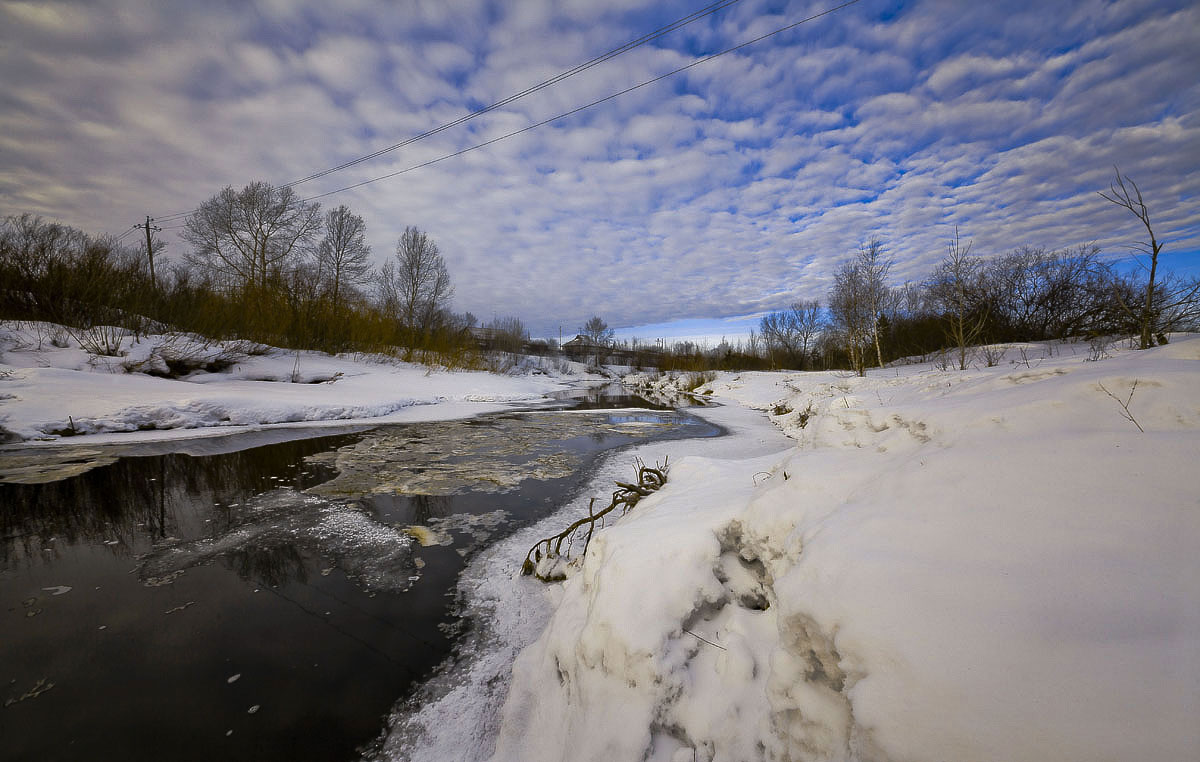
[0,394,716,762]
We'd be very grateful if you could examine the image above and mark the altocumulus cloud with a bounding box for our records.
[1,0,1197,336]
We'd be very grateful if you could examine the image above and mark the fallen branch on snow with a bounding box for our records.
[521,457,669,582]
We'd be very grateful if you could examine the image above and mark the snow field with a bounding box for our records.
[490,336,1200,761]
[4,320,1198,760]
[374,402,793,762]
[0,323,586,442]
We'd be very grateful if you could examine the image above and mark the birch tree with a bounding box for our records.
[928,228,987,370]
[378,226,453,342]
[829,260,872,376]
[857,238,892,368]
[314,205,372,312]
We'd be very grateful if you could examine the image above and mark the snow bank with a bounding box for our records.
[491,336,1200,761]
[372,402,793,762]
[0,323,581,442]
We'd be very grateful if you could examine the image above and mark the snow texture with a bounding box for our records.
[485,337,1200,762]
[370,400,793,762]
[0,322,590,444]
[5,322,1198,761]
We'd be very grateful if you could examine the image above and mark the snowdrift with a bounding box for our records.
[493,337,1200,761]
[0,322,584,442]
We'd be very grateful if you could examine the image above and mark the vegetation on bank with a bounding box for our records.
[2,170,1195,373]
[0,184,516,368]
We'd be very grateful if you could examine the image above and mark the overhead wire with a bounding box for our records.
[299,0,863,203]
[284,0,745,188]
[114,224,140,241]
[149,0,746,225]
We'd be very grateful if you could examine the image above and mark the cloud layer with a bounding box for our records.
[2,0,1198,336]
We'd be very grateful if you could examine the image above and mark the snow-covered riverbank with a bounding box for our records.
[471,337,1197,762]
[0,322,593,445]
[6,321,1198,760]
[371,400,794,761]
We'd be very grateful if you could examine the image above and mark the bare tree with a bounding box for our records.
[1105,266,1200,341]
[927,228,987,370]
[313,205,372,311]
[829,260,872,376]
[792,301,824,360]
[984,244,1110,341]
[183,182,322,293]
[1098,168,1165,349]
[857,238,892,368]
[580,315,614,345]
[378,226,453,342]
[0,213,77,285]
[485,315,530,354]
[0,213,148,329]
[759,299,823,369]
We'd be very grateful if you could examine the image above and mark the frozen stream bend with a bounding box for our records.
[381,338,1200,762]
[0,401,722,762]
[369,401,793,761]
[433,341,1200,762]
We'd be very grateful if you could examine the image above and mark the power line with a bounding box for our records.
[284,0,744,188]
[114,224,140,241]
[135,215,163,286]
[150,0,745,224]
[299,0,863,204]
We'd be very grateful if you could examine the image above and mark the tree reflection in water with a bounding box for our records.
[0,403,711,762]
[226,542,309,588]
[0,432,354,570]
[409,494,452,524]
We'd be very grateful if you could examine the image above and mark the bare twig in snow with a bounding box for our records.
[683,628,726,650]
[1098,380,1145,432]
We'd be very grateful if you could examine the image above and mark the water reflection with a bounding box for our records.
[409,494,453,524]
[227,542,308,588]
[0,401,716,762]
[547,382,688,410]
[0,434,351,570]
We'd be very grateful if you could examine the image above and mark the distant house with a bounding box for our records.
[561,335,606,362]
[468,326,503,351]
[561,335,644,366]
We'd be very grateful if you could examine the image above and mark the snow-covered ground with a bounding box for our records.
[5,321,1198,760]
[372,399,795,761]
[0,322,595,444]
[471,337,1199,762]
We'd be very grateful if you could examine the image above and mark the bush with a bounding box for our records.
[683,370,717,392]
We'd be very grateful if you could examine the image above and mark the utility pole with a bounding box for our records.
[135,215,162,288]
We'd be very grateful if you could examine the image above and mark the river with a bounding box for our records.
[0,389,716,761]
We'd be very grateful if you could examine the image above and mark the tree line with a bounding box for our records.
[2,170,1195,373]
[0,181,524,365]
[568,173,1198,374]
[753,170,1198,374]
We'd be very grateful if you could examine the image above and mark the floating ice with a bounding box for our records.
[137,487,417,592]
[0,448,117,483]
[3,678,55,707]
[306,412,681,498]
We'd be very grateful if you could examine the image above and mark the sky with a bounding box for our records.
[2,0,1198,343]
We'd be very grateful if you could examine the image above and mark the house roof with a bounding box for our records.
[566,334,611,346]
